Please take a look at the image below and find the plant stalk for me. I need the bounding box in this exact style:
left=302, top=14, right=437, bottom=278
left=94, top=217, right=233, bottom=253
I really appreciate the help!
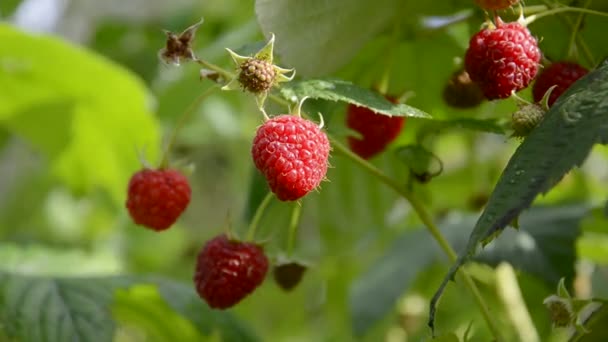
left=193, top=61, right=504, bottom=340
left=160, top=85, right=218, bottom=168
left=330, top=137, right=504, bottom=340
left=286, top=203, right=302, bottom=256
left=246, top=192, right=273, bottom=241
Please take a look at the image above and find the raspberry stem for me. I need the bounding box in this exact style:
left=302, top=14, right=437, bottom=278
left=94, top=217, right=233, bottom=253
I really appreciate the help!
left=286, top=203, right=302, bottom=257
left=565, top=1, right=588, bottom=62
left=246, top=191, right=274, bottom=241
left=543, top=0, right=597, bottom=67
left=194, top=58, right=235, bottom=80
left=160, top=85, right=218, bottom=169
left=187, top=63, right=503, bottom=340
left=376, top=13, right=401, bottom=95
left=524, top=6, right=608, bottom=26
left=329, top=137, right=505, bottom=341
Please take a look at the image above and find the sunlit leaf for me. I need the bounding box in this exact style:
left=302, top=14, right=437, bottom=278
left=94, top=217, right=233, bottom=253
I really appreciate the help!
left=0, top=273, right=257, bottom=342
left=0, top=243, right=122, bottom=276
left=280, top=79, right=430, bottom=118
left=112, top=284, right=203, bottom=342
left=0, top=24, right=160, bottom=205
left=255, top=0, right=399, bottom=76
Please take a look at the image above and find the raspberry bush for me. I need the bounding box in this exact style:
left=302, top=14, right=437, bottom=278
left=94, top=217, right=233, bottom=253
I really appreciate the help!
left=2, top=1, right=608, bottom=342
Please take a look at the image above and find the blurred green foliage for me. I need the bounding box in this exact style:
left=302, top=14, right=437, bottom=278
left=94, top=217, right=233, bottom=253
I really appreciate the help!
left=1, top=0, right=608, bottom=341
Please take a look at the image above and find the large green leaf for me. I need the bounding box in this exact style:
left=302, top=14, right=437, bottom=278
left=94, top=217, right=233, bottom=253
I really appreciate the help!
left=255, top=0, right=399, bottom=76
left=351, top=205, right=586, bottom=336
left=0, top=243, right=122, bottom=276
left=280, top=79, right=430, bottom=118
left=472, top=205, right=586, bottom=284
left=429, top=60, right=608, bottom=332
left=0, top=273, right=257, bottom=342
left=112, top=284, right=204, bottom=342
left=0, top=24, right=160, bottom=204
left=349, top=229, right=435, bottom=336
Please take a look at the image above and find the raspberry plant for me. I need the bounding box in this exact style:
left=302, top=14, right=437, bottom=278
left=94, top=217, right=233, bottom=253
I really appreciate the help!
left=1, top=1, right=608, bottom=342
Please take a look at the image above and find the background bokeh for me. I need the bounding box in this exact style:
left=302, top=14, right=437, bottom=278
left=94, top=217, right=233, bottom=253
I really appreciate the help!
left=1, top=0, right=608, bottom=341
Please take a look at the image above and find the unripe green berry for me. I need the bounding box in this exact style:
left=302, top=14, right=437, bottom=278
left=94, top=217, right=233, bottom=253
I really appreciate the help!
left=545, top=298, right=573, bottom=327
left=511, top=104, right=545, bottom=137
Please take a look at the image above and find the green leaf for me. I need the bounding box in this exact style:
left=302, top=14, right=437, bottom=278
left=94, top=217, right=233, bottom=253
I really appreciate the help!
left=280, top=79, right=430, bottom=118
left=349, top=229, right=435, bottom=336
left=567, top=299, right=607, bottom=341
left=433, top=332, right=460, bottom=342
left=417, top=118, right=506, bottom=135
left=351, top=205, right=585, bottom=336
left=255, top=0, right=399, bottom=76
left=429, top=61, right=608, bottom=332
left=0, top=243, right=121, bottom=276
left=0, top=24, right=160, bottom=204
left=394, top=144, right=442, bottom=177
left=112, top=284, right=204, bottom=342
left=0, top=0, right=21, bottom=17
left=473, top=205, right=586, bottom=285
left=244, top=168, right=270, bottom=222
left=0, top=273, right=257, bottom=342
left=0, top=274, right=126, bottom=342
left=152, top=277, right=258, bottom=342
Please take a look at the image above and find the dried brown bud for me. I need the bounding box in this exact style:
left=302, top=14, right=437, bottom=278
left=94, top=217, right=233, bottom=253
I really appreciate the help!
left=158, top=19, right=203, bottom=66
left=442, top=69, right=485, bottom=109
left=273, top=261, right=307, bottom=291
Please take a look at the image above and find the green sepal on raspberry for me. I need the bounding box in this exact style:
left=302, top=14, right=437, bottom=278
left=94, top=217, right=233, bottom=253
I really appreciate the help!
left=223, top=34, right=295, bottom=110
left=251, top=112, right=330, bottom=201
left=465, top=17, right=541, bottom=100
left=193, top=234, right=269, bottom=309
left=126, top=168, right=192, bottom=231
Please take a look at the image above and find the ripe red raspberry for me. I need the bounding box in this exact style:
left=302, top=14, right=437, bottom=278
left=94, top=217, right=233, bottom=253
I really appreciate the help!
left=126, top=168, right=191, bottom=231
left=465, top=18, right=541, bottom=100
left=532, top=61, right=588, bottom=107
left=475, top=0, right=519, bottom=10
left=251, top=115, right=330, bottom=201
left=194, top=234, right=269, bottom=309
left=346, top=97, right=405, bottom=159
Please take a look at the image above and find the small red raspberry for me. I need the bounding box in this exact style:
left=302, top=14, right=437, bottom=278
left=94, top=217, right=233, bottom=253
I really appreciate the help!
left=346, top=97, right=405, bottom=159
left=465, top=18, right=541, bottom=100
left=475, top=0, right=519, bottom=10
left=532, top=61, right=588, bottom=107
left=126, top=168, right=191, bottom=231
left=194, top=234, right=269, bottom=309
left=251, top=115, right=330, bottom=201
